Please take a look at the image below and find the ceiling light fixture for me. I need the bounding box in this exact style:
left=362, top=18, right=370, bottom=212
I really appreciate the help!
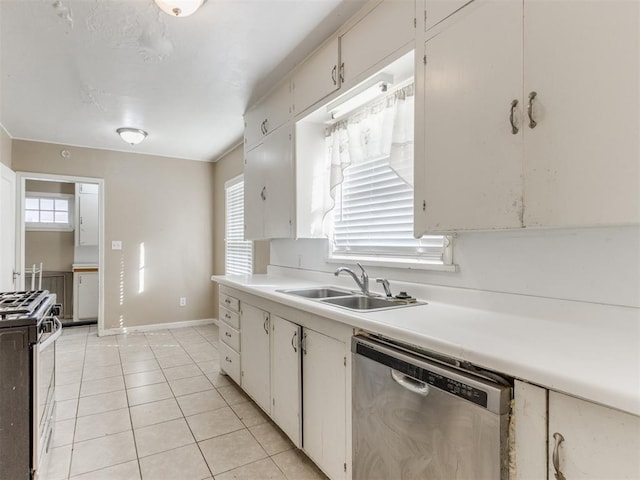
left=117, top=127, right=148, bottom=146
left=326, top=73, right=394, bottom=120
left=154, top=0, right=204, bottom=17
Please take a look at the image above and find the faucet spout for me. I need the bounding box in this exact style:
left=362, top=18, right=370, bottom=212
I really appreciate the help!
left=334, top=263, right=370, bottom=295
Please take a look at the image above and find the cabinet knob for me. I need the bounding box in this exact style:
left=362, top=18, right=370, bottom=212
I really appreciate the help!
left=552, top=432, right=566, bottom=480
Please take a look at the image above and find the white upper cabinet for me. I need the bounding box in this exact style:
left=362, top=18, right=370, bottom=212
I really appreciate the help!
left=292, top=37, right=340, bottom=116
left=522, top=0, right=640, bottom=227
left=340, top=0, right=415, bottom=87
left=76, top=183, right=99, bottom=246
left=415, top=0, right=640, bottom=235
left=244, top=80, right=291, bottom=149
left=244, top=124, right=294, bottom=240
left=417, top=0, right=523, bottom=232
left=424, top=0, right=473, bottom=32
left=548, top=391, right=640, bottom=480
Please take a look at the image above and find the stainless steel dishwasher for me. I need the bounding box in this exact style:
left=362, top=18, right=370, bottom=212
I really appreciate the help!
left=352, top=335, right=512, bottom=480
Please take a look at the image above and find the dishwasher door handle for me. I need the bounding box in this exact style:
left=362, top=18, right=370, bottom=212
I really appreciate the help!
left=391, top=369, right=430, bottom=396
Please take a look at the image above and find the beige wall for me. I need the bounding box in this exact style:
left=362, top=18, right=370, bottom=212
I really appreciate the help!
left=13, top=140, right=216, bottom=330
left=0, top=125, right=11, bottom=168
left=212, top=145, right=269, bottom=307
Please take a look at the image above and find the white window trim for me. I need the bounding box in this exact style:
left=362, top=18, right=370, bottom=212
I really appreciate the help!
left=25, top=192, right=74, bottom=232
left=225, top=175, right=253, bottom=275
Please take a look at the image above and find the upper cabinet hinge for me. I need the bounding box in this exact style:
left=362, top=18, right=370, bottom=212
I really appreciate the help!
left=344, top=356, right=346, bottom=367
left=423, top=55, right=427, bottom=65
left=344, top=463, right=347, bottom=472
left=413, top=17, right=416, bottom=28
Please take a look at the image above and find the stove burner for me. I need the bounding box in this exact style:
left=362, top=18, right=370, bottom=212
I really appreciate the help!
left=0, top=290, right=49, bottom=317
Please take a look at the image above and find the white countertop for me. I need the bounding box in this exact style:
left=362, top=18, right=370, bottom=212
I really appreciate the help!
left=213, top=273, right=640, bottom=417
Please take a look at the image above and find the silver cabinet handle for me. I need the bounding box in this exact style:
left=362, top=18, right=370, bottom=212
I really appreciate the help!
left=331, top=65, right=337, bottom=85
left=224, top=313, right=230, bottom=320
left=260, top=186, right=266, bottom=201
left=224, top=298, right=231, bottom=305
left=225, top=356, right=232, bottom=363
left=552, top=432, right=566, bottom=480
left=291, top=331, right=298, bottom=352
left=301, top=332, right=307, bottom=355
left=225, top=331, right=232, bottom=338
left=263, top=314, right=269, bottom=335
left=528, top=91, right=538, bottom=128
left=510, top=99, right=519, bottom=134
left=263, top=119, right=269, bottom=135
left=339, top=62, right=344, bottom=83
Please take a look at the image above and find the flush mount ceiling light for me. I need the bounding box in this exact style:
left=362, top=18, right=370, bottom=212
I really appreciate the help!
left=154, top=0, right=204, bottom=17
left=116, top=127, right=148, bottom=146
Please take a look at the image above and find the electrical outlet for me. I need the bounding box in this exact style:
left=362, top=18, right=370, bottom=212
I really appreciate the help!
left=112, top=240, right=122, bottom=250
left=179, top=297, right=187, bottom=307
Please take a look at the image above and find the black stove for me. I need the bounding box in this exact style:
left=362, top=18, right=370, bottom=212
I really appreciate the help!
left=0, top=290, right=56, bottom=329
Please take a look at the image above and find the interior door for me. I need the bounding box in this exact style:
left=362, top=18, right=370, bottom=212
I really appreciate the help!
left=0, top=163, right=16, bottom=291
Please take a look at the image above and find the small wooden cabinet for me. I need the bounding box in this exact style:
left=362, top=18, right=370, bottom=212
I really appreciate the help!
left=339, top=0, right=415, bottom=88
left=75, top=183, right=99, bottom=246
left=73, top=269, right=98, bottom=321
left=244, top=124, right=294, bottom=240
left=415, top=0, right=640, bottom=234
left=302, top=328, right=347, bottom=480
left=239, top=303, right=271, bottom=414
left=514, top=380, right=640, bottom=480
left=548, top=391, right=640, bottom=480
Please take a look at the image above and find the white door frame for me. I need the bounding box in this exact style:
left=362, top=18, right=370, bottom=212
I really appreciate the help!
left=16, top=172, right=105, bottom=333
left=0, top=162, right=16, bottom=291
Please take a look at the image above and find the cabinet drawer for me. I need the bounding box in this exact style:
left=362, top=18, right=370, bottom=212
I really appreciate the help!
left=219, top=306, right=240, bottom=330
left=218, top=342, right=241, bottom=384
left=220, top=294, right=240, bottom=312
left=220, top=322, right=240, bottom=352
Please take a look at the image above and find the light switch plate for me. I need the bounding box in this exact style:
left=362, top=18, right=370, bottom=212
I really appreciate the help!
left=112, top=240, right=122, bottom=250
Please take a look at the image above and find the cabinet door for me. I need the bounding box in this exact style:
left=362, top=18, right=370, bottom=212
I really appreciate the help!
left=303, top=329, right=346, bottom=480
left=271, top=315, right=301, bottom=447
left=262, top=124, right=294, bottom=239
left=340, top=0, right=415, bottom=87
left=415, top=0, right=523, bottom=234
left=523, top=0, right=640, bottom=227
left=262, top=80, right=291, bottom=136
left=244, top=104, right=266, bottom=149
left=243, top=144, right=265, bottom=240
left=240, top=303, right=271, bottom=414
left=424, top=0, right=473, bottom=32
left=548, top=391, right=640, bottom=480
left=78, top=185, right=99, bottom=246
left=292, top=37, right=340, bottom=116
left=76, top=272, right=98, bottom=320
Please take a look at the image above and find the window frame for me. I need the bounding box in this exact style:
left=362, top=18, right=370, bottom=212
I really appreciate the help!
left=224, top=175, right=253, bottom=275
left=25, top=192, right=74, bottom=232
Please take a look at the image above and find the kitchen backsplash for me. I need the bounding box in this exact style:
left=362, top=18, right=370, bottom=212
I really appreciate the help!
left=270, top=225, right=640, bottom=308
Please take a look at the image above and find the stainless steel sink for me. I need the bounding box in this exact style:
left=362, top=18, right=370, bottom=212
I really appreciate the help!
left=278, top=287, right=354, bottom=299
left=320, top=295, right=423, bottom=311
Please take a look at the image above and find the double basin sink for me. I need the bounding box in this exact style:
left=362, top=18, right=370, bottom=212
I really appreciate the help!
left=278, top=287, right=424, bottom=312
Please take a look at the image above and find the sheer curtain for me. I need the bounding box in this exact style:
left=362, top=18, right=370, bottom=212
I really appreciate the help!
left=319, top=83, right=414, bottom=235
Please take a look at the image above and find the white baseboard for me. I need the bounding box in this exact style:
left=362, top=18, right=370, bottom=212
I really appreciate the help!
left=99, top=318, right=216, bottom=337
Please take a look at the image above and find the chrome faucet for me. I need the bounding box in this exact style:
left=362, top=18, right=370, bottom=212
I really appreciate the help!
left=376, top=278, right=393, bottom=297
left=334, top=263, right=370, bottom=296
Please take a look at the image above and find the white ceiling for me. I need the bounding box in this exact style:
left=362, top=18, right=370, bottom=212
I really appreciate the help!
left=0, top=0, right=366, bottom=162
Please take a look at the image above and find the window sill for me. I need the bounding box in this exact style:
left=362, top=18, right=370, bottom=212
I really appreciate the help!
left=325, top=255, right=458, bottom=272
left=26, top=225, right=74, bottom=232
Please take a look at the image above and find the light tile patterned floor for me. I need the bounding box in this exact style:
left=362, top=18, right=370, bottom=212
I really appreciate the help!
left=41, top=323, right=327, bottom=480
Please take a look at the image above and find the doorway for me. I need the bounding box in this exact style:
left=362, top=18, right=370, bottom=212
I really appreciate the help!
left=15, top=172, right=104, bottom=330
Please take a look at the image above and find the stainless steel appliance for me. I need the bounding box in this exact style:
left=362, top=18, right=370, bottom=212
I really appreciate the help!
left=0, top=290, right=62, bottom=479
left=352, top=335, right=512, bottom=480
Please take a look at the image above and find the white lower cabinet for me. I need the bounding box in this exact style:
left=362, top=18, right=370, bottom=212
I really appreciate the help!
left=302, top=329, right=347, bottom=480
left=271, top=315, right=302, bottom=447
left=514, top=380, right=640, bottom=480
left=73, top=271, right=98, bottom=321
left=219, top=291, right=241, bottom=385
left=548, top=391, right=640, bottom=480
left=239, top=303, right=271, bottom=414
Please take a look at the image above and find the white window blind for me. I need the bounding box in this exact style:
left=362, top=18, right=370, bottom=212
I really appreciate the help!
left=225, top=177, right=253, bottom=275
left=331, top=156, right=447, bottom=263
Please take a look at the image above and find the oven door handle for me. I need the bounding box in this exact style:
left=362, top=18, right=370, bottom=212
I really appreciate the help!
left=39, top=318, right=62, bottom=352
